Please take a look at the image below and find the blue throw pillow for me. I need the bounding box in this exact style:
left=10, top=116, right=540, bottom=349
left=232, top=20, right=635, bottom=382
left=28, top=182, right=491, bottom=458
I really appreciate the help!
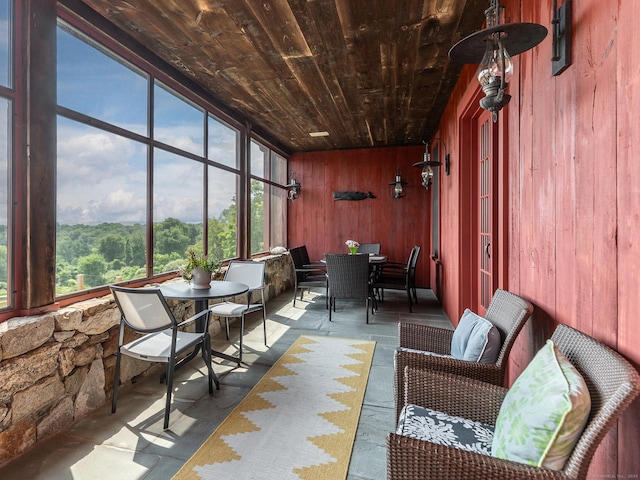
left=451, top=309, right=501, bottom=363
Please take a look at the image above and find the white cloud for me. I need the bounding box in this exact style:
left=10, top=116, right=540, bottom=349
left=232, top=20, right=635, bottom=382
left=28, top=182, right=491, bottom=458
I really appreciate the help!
left=56, top=119, right=238, bottom=225
left=57, top=124, right=146, bottom=224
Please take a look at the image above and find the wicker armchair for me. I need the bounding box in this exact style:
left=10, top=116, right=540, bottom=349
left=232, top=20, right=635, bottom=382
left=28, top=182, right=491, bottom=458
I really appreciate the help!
left=289, top=245, right=327, bottom=308
left=387, top=323, right=640, bottom=480
left=394, top=289, right=533, bottom=419
left=325, top=253, right=373, bottom=323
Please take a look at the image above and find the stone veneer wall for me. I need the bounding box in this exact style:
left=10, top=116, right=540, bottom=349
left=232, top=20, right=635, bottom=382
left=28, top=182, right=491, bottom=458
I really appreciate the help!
left=0, top=254, right=294, bottom=465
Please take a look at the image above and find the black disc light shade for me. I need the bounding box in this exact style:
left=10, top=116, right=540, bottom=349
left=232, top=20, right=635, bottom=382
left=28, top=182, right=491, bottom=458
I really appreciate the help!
left=449, top=23, right=548, bottom=64
left=448, top=0, right=547, bottom=121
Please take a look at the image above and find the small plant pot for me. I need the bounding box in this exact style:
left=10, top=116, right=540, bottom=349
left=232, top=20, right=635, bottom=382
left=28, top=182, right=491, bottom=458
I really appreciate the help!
left=190, top=267, right=212, bottom=289
left=349, top=246, right=359, bottom=255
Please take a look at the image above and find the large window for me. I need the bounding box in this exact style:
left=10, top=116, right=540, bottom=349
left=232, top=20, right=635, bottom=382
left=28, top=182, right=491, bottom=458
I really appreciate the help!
left=250, top=140, right=287, bottom=255
left=208, top=116, right=239, bottom=259
left=0, top=1, right=13, bottom=309
left=56, top=117, right=148, bottom=291
left=55, top=19, right=282, bottom=298
left=57, top=22, right=151, bottom=293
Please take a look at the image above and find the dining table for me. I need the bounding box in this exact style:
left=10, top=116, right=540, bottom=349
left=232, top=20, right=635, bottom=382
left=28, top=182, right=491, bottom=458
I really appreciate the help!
left=321, top=253, right=388, bottom=264
left=159, top=280, right=249, bottom=365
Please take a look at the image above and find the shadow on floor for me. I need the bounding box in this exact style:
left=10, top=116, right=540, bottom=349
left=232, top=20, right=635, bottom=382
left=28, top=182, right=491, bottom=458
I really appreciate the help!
left=0, top=288, right=450, bottom=480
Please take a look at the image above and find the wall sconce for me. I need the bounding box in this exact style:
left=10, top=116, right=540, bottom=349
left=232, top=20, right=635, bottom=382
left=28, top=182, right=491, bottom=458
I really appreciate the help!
left=285, top=172, right=301, bottom=200
left=413, top=140, right=445, bottom=190
left=552, top=0, right=572, bottom=76
left=448, top=0, right=547, bottom=122
left=390, top=168, right=407, bottom=199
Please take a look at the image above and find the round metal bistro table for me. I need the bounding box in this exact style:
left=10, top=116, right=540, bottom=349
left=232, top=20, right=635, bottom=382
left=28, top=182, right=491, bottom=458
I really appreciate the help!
left=159, top=280, right=249, bottom=364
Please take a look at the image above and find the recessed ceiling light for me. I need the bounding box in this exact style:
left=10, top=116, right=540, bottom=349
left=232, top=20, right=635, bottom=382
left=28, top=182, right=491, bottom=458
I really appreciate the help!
left=309, top=131, right=329, bottom=137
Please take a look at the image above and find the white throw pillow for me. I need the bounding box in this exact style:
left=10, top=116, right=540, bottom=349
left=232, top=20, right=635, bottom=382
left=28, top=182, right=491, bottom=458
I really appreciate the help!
left=450, top=309, right=501, bottom=363
left=492, top=340, right=591, bottom=470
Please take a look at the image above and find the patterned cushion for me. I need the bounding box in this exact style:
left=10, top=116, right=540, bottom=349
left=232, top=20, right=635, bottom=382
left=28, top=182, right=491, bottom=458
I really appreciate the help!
left=492, top=340, right=591, bottom=470
left=397, top=404, right=494, bottom=456
left=450, top=309, right=501, bottom=363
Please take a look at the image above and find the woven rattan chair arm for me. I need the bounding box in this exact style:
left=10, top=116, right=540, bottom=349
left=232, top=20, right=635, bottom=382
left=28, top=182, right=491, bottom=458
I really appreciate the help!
left=397, top=348, right=506, bottom=384
left=303, top=262, right=326, bottom=269
left=403, top=367, right=507, bottom=424
left=394, top=348, right=506, bottom=420
left=379, top=264, right=407, bottom=273
left=295, top=267, right=326, bottom=276
left=387, top=433, right=569, bottom=480
left=398, top=322, right=454, bottom=354
left=381, top=261, right=406, bottom=268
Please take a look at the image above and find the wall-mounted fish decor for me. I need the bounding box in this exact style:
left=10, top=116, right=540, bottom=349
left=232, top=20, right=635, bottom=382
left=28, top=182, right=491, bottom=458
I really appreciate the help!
left=333, top=191, right=376, bottom=201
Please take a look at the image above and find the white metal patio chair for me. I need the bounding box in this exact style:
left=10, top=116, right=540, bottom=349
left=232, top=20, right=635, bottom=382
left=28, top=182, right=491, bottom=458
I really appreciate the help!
left=208, top=260, right=266, bottom=363
left=110, top=285, right=218, bottom=430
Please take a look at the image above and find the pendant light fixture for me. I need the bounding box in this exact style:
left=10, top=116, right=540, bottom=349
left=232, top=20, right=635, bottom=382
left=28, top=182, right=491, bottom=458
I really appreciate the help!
left=390, top=168, right=408, bottom=199
left=448, top=0, right=547, bottom=122
left=413, top=140, right=444, bottom=190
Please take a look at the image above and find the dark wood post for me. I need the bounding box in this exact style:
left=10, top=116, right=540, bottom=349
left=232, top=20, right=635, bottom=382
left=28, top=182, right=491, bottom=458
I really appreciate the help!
left=22, top=0, right=57, bottom=311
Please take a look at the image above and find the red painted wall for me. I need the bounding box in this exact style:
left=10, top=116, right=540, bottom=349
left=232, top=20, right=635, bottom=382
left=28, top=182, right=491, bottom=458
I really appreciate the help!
left=433, top=0, right=640, bottom=476
left=287, top=1, right=640, bottom=474
left=287, top=146, right=431, bottom=288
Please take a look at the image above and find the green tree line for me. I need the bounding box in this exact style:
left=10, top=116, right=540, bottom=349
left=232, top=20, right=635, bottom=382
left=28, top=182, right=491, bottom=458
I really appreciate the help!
left=55, top=196, right=243, bottom=294
left=1, top=181, right=265, bottom=301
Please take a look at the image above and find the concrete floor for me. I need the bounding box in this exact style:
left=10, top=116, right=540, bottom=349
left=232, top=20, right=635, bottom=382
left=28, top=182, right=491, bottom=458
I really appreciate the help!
left=0, top=287, right=451, bottom=480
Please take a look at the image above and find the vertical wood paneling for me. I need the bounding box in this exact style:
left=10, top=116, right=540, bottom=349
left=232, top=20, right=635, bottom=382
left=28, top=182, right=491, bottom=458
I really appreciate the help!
left=435, top=65, right=478, bottom=321
left=426, top=0, right=637, bottom=476
left=515, top=0, right=557, bottom=377
left=288, top=145, right=431, bottom=287
left=570, top=0, right=620, bottom=470
left=616, top=0, right=640, bottom=475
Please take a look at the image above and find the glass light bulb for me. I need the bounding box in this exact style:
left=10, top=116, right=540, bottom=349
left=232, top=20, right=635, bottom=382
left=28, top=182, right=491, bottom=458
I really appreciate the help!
left=477, top=37, right=513, bottom=88
left=394, top=179, right=403, bottom=197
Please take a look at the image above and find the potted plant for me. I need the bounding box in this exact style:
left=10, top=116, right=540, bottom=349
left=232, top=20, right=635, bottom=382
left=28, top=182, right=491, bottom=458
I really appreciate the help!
left=345, top=239, right=360, bottom=255
left=180, top=248, right=221, bottom=289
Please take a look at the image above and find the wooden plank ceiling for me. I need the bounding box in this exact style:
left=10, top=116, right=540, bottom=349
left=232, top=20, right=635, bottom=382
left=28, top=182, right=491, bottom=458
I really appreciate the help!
left=76, top=0, right=486, bottom=153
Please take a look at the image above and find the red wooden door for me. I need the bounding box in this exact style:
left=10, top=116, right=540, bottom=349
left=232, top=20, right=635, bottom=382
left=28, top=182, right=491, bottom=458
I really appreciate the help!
left=478, top=110, right=498, bottom=315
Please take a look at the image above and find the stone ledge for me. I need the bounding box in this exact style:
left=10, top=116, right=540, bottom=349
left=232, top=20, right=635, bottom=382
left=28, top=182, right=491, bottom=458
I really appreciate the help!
left=0, top=252, right=294, bottom=466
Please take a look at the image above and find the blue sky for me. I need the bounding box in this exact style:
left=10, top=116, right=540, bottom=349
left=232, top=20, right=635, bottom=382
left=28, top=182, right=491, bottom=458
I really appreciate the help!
left=56, top=24, right=239, bottom=225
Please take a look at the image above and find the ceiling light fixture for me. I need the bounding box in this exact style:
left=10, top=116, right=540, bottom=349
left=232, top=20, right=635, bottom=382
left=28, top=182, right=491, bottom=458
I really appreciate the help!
left=448, top=0, right=547, bottom=122
left=309, top=131, right=329, bottom=137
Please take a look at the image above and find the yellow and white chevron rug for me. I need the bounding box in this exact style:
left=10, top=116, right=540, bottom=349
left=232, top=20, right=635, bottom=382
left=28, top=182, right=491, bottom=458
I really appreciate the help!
left=173, top=335, right=376, bottom=480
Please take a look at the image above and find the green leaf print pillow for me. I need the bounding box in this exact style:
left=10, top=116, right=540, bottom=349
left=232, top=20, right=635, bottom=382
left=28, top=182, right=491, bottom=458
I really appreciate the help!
left=492, top=339, right=591, bottom=470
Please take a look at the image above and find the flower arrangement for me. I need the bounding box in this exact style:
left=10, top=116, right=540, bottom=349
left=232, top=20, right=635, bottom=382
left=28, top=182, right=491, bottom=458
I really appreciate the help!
left=179, top=248, right=221, bottom=284
left=345, top=240, right=360, bottom=254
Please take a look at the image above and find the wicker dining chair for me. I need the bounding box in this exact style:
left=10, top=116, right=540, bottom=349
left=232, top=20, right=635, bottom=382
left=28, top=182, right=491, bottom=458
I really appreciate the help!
left=394, top=288, right=533, bottom=419
left=289, top=245, right=328, bottom=308
left=325, top=253, right=373, bottom=323
left=372, top=245, right=420, bottom=311
left=387, top=323, right=640, bottom=480
left=357, top=243, right=381, bottom=254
